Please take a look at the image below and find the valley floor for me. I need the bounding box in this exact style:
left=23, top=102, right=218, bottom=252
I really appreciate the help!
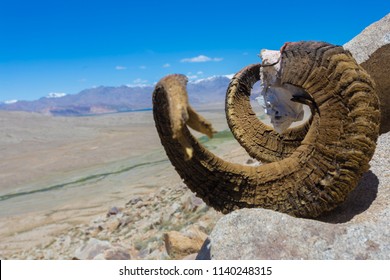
left=0, top=107, right=249, bottom=259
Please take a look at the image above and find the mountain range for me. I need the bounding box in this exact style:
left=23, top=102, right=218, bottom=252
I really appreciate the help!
left=0, top=75, right=261, bottom=116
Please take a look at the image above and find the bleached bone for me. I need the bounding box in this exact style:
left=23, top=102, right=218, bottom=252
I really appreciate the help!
left=257, top=49, right=305, bottom=133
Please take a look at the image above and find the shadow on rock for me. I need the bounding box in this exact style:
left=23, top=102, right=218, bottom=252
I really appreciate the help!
left=316, top=170, right=379, bottom=224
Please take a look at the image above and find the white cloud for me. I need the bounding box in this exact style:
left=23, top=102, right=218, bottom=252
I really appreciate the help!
left=162, top=63, right=171, bottom=68
left=115, top=66, right=127, bottom=70
left=133, top=78, right=147, bottom=84
left=180, top=55, right=223, bottom=63
left=139, top=65, right=147, bottom=69
left=47, top=92, right=67, bottom=98
left=187, top=71, right=205, bottom=80
left=187, top=75, right=199, bottom=80
left=127, top=78, right=149, bottom=87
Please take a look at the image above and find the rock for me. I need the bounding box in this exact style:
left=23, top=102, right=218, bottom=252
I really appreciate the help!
left=182, top=253, right=198, bottom=260
left=88, top=225, right=103, bottom=237
left=164, top=230, right=206, bottom=259
left=106, top=218, right=121, bottom=232
left=74, top=238, right=131, bottom=260
left=201, top=208, right=389, bottom=259
left=107, top=206, right=121, bottom=216
left=161, top=202, right=182, bottom=223
left=74, top=238, right=112, bottom=260
left=185, top=225, right=208, bottom=241
left=181, top=192, right=206, bottom=212
left=103, top=247, right=131, bottom=260
left=344, top=13, right=390, bottom=134
left=126, top=197, right=143, bottom=206
left=197, top=132, right=390, bottom=260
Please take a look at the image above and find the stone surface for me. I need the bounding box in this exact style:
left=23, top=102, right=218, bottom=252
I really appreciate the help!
left=164, top=230, right=207, bottom=259
left=74, top=238, right=112, bottom=260
left=197, top=132, right=390, bottom=260
left=344, top=13, right=390, bottom=134
left=107, top=206, right=121, bottom=216
left=103, top=247, right=131, bottom=260
left=106, top=218, right=121, bottom=232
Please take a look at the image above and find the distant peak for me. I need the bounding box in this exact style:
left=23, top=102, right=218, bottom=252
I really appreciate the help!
left=224, top=74, right=235, bottom=79
left=125, top=83, right=153, bottom=88
left=189, top=74, right=233, bottom=84
left=3, top=99, right=18, bottom=104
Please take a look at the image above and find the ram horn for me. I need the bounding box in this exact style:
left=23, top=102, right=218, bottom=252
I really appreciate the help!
left=226, top=62, right=312, bottom=163
left=152, top=41, right=380, bottom=218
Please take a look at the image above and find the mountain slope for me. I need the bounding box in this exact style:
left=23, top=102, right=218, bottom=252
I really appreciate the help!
left=0, top=75, right=261, bottom=116
left=0, top=85, right=154, bottom=116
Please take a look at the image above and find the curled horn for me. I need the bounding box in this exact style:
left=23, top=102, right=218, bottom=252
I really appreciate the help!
left=152, top=41, right=380, bottom=218
left=225, top=63, right=312, bottom=163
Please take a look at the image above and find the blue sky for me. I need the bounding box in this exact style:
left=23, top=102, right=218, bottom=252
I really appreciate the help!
left=0, top=0, right=389, bottom=102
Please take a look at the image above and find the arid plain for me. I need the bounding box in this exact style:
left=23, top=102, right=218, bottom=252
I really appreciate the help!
left=0, top=105, right=252, bottom=258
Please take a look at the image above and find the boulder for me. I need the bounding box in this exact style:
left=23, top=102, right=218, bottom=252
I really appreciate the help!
left=197, top=132, right=390, bottom=259
left=164, top=230, right=207, bottom=259
left=344, top=13, right=390, bottom=134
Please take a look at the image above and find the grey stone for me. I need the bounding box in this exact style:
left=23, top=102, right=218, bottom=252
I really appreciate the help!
left=103, top=247, right=131, bottom=260
left=74, top=238, right=131, bottom=260
left=126, top=197, right=143, bottom=206
left=107, top=206, right=121, bottom=216
left=344, top=13, right=390, bottom=134
left=197, top=132, right=390, bottom=260
left=344, top=14, right=390, bottom=64
left=74, top=238, right=112, bottom=260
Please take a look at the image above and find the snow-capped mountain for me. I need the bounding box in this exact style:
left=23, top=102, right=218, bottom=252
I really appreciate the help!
left=2, top=100, right=18, bottom=104
left=0, top=74, right=260, bottom=116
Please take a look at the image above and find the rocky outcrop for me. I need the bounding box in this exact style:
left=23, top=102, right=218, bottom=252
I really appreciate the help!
left=164, top=228, right=207, bottom=259
left=344, top=13, right=390, bottom=134
left=197, top=131, right=390, bottom=259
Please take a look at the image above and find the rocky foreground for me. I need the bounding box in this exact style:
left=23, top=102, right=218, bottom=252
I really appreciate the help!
left=9, top=182, right=222, bottom=260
